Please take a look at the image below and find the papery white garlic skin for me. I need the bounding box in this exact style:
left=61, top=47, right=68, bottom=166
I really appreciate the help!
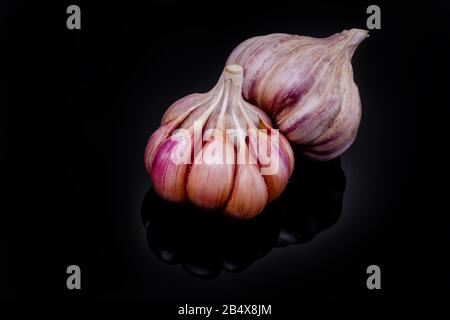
left=226, top=29, right=368, bottom=161
left=144, top=65, right=295, bottom=219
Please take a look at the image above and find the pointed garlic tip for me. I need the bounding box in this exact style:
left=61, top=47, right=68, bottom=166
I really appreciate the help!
left=343, top=28, right=369, bottom=36
left=342, top=29, right=369, bottom=55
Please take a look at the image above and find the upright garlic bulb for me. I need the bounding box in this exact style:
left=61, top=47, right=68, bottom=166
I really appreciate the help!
left=227, top=29, right=368, bottom=160
left=144, top=65, right=294, bottom=219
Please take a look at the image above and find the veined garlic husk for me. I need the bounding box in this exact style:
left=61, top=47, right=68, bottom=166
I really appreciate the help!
left=226, top=29, right=368, bottom=161
left=144, top=65, right=295, bottom=219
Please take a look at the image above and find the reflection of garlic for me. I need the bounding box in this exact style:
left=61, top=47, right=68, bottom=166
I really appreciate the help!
left=144, top=65, right=294, bottom=219
left=227, top=29, right=368, bottom=160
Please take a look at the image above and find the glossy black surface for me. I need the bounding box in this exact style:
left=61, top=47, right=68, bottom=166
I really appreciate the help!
left=2, top=0, right=448, bottom=302
left=142, top=155, right=346, bottom=279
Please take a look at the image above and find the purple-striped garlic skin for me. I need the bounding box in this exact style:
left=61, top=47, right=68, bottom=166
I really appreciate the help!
left=226, top=29, right=368, bottom=161
left=144, top=65, right=295, bottom=219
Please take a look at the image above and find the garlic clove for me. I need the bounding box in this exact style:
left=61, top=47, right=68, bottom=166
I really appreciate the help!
left=262, top=133, right=295, bottom=201
left=226, top=29, right=368, bottom=161
left=144, top=124, right=174, bottom=174
left=187, top=138, right=235, bottom=209
left=150, top=133, right=192, bottom=202
left=224, top=163, right=268, bottom=219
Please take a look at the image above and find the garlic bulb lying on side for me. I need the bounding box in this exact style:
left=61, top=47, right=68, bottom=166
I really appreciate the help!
left=226, top=29, right=368, bottom=161
left=144, top=65, right=295, bottom=219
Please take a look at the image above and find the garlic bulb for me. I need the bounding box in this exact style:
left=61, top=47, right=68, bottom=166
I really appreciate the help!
left=226, top=29, right=368, bottom=161
left=144, top=65, right=294, bottom=219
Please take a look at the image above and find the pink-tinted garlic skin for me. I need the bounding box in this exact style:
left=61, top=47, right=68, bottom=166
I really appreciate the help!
left=226, top=29, right=368, bottom=161
left=144, top=65, right=295, bottom=219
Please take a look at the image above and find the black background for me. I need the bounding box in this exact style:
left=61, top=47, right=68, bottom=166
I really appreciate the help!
left=1, top=0, right=449, bottom=306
